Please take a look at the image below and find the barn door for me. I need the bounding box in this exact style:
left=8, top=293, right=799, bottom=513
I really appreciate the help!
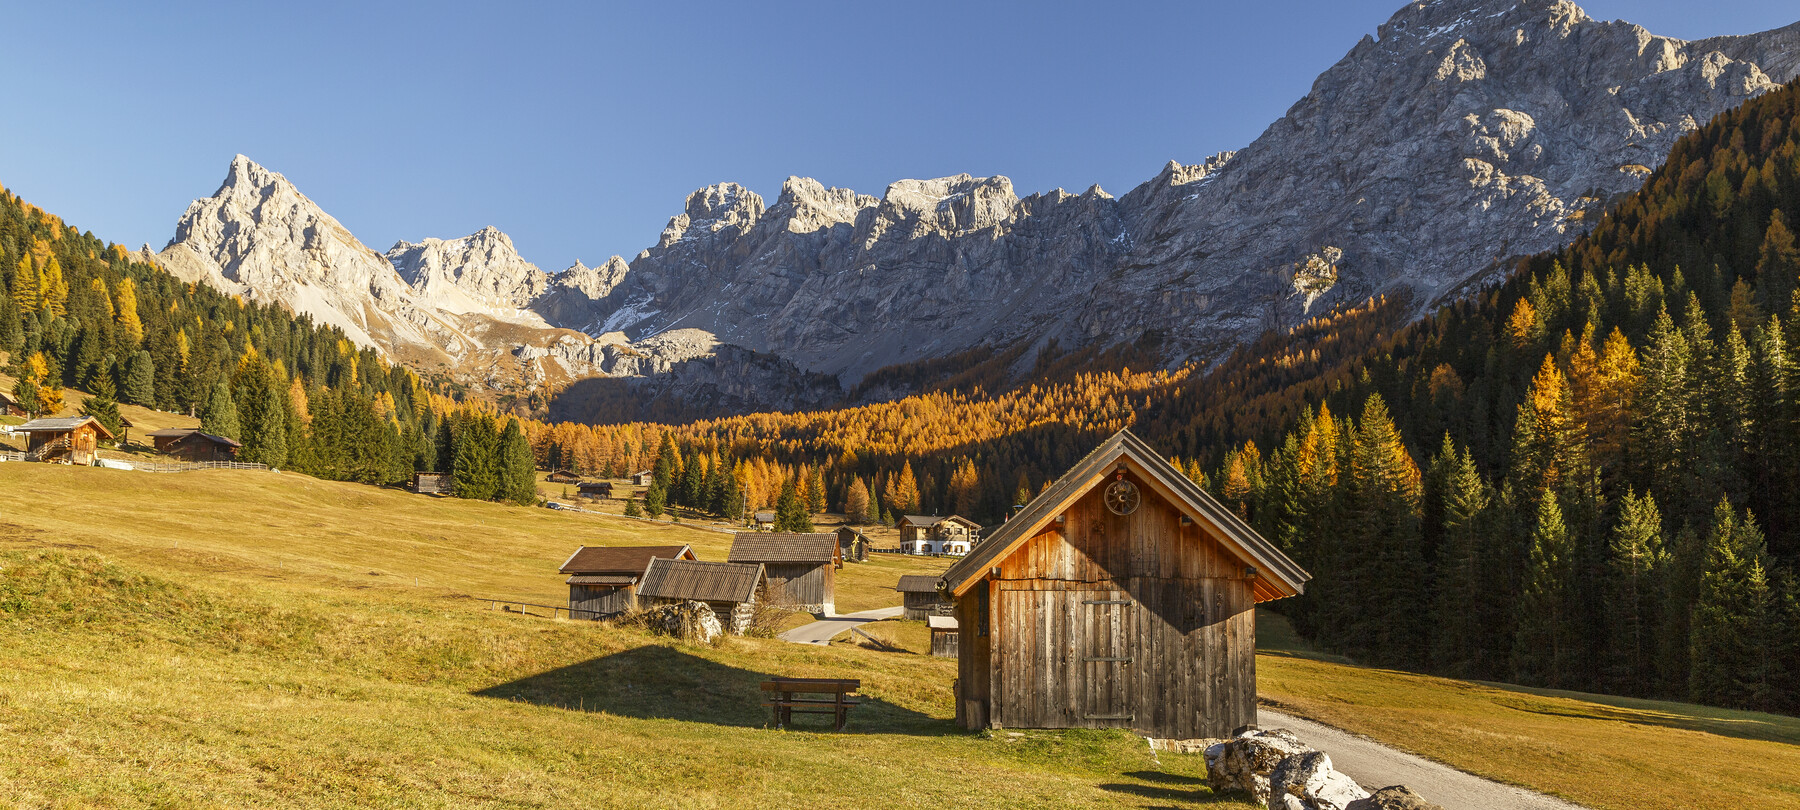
left=1081, top=591, right=1133, bottom=725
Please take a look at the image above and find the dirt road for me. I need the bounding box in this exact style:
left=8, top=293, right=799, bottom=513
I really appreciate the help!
left=777, top=606, right=904, bottom=645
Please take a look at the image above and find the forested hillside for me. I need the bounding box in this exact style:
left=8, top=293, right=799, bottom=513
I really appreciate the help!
left=0, top=188, right=536, bottom=501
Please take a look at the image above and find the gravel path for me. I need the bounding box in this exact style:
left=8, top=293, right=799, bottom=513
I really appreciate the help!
left=1257, top=709, right=1587, bottom=809
left=776, top=606, right=904, bottom=645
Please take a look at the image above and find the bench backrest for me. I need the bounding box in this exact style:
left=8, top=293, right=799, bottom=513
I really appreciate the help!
left=761, top=678, right=860, bottom=693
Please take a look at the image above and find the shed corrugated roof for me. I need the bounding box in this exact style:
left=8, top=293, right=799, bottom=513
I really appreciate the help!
left=728, top=534, right=837, bottom=564
left=753, top=511, right=776, bottom=522
left=638, top=559, right=764, bottom=603
left=938, top=429, right=1311, bottom=603
left=559, top=544, right=692, bottom=575
left=15, top=416, right=114, bottom=440
left=895, top=575, right=941, bottom=594
left=170, top=431, right=241, bottom=449
left=927, top=615, right=959, bottom=630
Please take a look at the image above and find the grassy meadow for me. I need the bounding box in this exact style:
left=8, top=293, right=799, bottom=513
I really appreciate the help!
left=0, top=462, right=1796, bottom=808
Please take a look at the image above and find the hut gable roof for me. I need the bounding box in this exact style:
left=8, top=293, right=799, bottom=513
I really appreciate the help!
left=559, top=544, right=694, bottom=575
left=638, top=559, right=764, bottom=603
left=15, top=416, right=115, bottom=440
left=895, top=575, right=941, bottom=594
left=753, top=510, right=776, bottom=523
left=728, top=533, right=837, bottom=564
left=166, top=430, right=241, bottom=449
left=939, top=429, right=1310, bottom=603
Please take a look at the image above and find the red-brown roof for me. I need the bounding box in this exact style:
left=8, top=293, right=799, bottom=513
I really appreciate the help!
left=558, top=544, right=694, bottom=575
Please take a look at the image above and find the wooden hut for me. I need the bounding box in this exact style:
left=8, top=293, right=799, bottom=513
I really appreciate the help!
left=0, top=391, right=27, bottom=417
left=896, top=574, right=953, bottom=620
left=411, top=472, right=449, bottom=494
left=546, top=469, right=584, bottom=485
left=630, top=470, right=655, bottom=486
left=939, top=429, right=1310, bottom=740
left=559, top=544, right=695, bottom=618
left=637, top=558, right=766, bottom=635
left=728, top=533, right=839, bottom=614
left=835, top=526, right=871, bottom=563
left=928, top=615, right=960, bottom=658
left=900, top=514, right=982, bottom=555
left=752, top=510, right=777, bottom=530
left=146, top=428, right=241, bottom=462
left=577, top=481, right=614, bottom=499
left=14, top=417, right=114, bottom=465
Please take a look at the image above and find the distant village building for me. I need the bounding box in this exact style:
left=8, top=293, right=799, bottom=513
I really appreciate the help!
left=146, top=428, right=241, bottom=462
left=577, top=481, right=614, bottom=499
left=0, top=391, right=25, bottom=418
left=835, top=526, right=871, bottom=563
left=411, top=472, right=449, bottom=495
left=752, top=510, right=777, bottom=531
left=637, top=558, right=767, bottom=635
left=630, top=470, right=655, bottom=486
left=941, top=429, right=1310, bottom=740
left=13, top=416, right=114, bottom=465
left=546, top=470, right=584, bottom=485
left=559, top=544, right=695, bottom=618
left=728, top=533, right=840, bottom=614
left=900, top=514, right=982, bottom=555
left=896, top=574, right=952, bottom=620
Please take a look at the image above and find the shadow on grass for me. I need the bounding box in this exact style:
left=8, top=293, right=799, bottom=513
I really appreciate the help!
left=1097, top=779, right=1240, bottom=807
left=1481, top=684, right=1800, bottom=746
left=473, top=643, right=951, bottom=735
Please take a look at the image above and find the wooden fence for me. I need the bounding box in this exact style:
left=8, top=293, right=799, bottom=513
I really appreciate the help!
left=479, top=597, right=606, bottom=621
left=127, top=460, right=271, bottom=473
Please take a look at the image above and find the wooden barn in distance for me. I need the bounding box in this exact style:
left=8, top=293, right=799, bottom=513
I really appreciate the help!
left=577, top=481, right=614, bottom=499
left=411, top=472, right=449, bottom=494
left=896, top=574, right=952, bottom=620
left=146, top=428, right=241, bottom=462
left=939, top=429, right=1310, bottom=740
left=546, top=470, right=584, bottom=485
left=14, top=417, right=114, bottom=465
left=728, top=533, right=840, bottom=615
left=836, top=526, right=871, bottom=563
left=559, top=544, right=695, bottom=618
left=900, top=514, right=982, bottom=555
left=637, top=558, right=766, bottom=635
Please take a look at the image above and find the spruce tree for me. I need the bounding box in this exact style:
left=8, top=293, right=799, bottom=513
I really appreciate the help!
left=497, top=418, right=538, bottom=506
left=807, top=464, right=828, bottom=514
left=644, top=483, right=667, bottom=519
left=775, top=475, right=814, bottom=532
left=1513, top=495, right=1573, bottom=687
left=122, top=349, right=155, bottom=407
left=679, top=449, right=704, bottom=509
left=1338, top=395, right=1424, bottom=666
left=1690, top=500, right=1777, bottom=709
left=624, top=498, right=643, bottom=518
left=201, top=379, right=240, bottom=439
left=1605, top=490, right=1665, bottom=695
left=653, top=433, right=677, bottom=491
left=236, top=372, right=287, bottom=469
left=1429, top=442, right=1489, bottom=677
left=78, top=374, right=123, bottom=441
left=451, top=415, right=498, bottom=500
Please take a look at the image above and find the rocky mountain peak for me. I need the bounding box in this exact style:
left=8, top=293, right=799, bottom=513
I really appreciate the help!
left=385, top=226, right=548, bottom=314
left=769, top=177, right=879, bottom=234
left=658, top=182, right=765, bottom=248
left=875, top=174, right=1020, bottom=239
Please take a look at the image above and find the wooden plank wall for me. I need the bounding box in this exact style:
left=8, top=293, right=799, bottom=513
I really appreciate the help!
left=569, top=584, right=634, bottom=618
left=970, top=473, right=1258, bottom=739
left=764, top=563, right=828, bottom=611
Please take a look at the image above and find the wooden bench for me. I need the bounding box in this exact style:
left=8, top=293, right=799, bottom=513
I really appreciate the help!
left=761, top=677, right=862, bottom=731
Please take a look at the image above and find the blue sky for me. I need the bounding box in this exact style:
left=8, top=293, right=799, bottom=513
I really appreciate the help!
left=0, top=1, right=1794, bottom=271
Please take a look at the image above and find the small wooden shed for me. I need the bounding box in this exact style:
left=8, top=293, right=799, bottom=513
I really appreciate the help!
left=928, top=615, right=960, bottom=658
left=411, top=472, right=449, bottom=494
left=637, top=558, right=767, bottom=635
left=147, top=428, right=241, bottom=462
left=559, top=544, right=695, bottom=618
left=897, top=574, right=953, bottom=620
left=939, top=429, right=1310, bottom=740
left=546, top=469, right=584, bottom=485
left=835, top=526, right=871, bottom=563
left=14, top=416, right=114, bottom=465
left=0, top=391, right=26, bottom=418
left=752, top=510, right=777, bottom=530
left=728, top=533, right=840, bottom=614
left=901, top=514, right=982, bottom=555
left=577, top=481, right=614, bottom=499
left=630, top=470, right=655, bottom=486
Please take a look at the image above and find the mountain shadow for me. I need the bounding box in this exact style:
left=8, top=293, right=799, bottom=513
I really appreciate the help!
left=472, top=643, right=948, bottom=734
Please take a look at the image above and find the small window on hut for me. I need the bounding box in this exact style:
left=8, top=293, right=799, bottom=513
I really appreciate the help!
left=977, top=581, right=990, bottom=637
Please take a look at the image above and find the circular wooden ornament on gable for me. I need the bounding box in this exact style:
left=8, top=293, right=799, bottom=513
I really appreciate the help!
left=1104, top=479, right=1141, bottom=515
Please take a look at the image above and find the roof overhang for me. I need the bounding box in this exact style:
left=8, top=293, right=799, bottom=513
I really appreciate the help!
left=937, top=429, right=1310, bottom=603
